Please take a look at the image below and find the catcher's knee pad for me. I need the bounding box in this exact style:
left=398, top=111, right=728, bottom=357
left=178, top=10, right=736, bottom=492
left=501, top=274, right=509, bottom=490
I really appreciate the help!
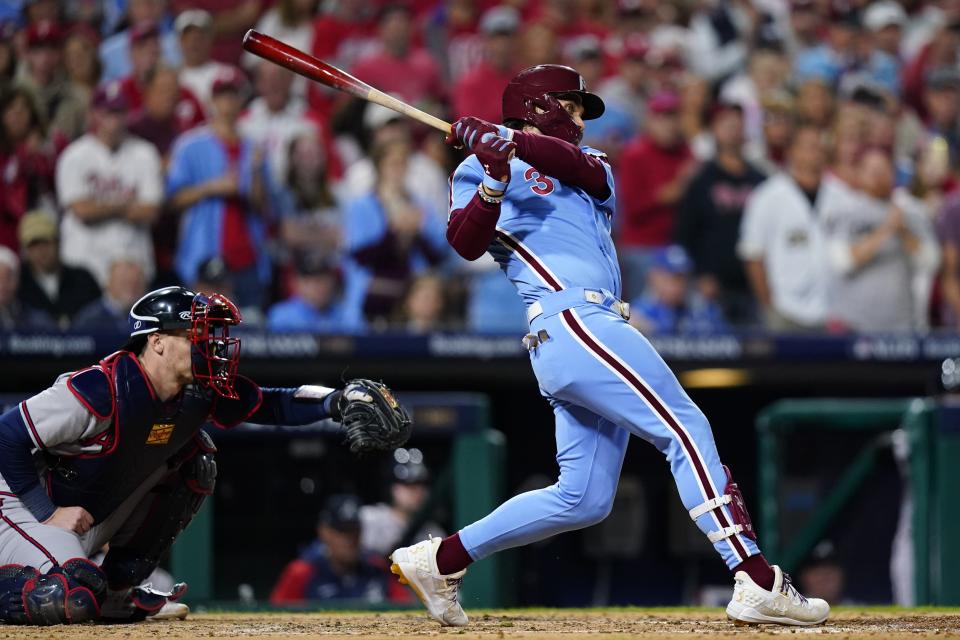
left=0, top=559, right=106, bottom=625
left=687, top=465, right=758, bottom=543
left=104, top=435, right=216, bottom=589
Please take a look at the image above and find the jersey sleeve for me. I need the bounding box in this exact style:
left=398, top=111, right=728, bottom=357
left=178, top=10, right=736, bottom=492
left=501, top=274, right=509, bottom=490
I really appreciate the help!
left=135, top=142, right=164, bottom=205
left=344, top=196, right=388, bottom=252
left=583, top=147, right=616, bottom=215
left=449, top=158, right=484, bottom=217
left=737, top=183, right=773, bottom=260
left=23, top=373, right=111, bottom=450
left=268, top=559, right=312, bottom=605
left=818, top=192, right=856, bottom=275
left=55, top=144, right=87, bottom=207
left=210, top=376, right=262, bottom=429
left=0, top=373, right=111, bottom=521
left=165, top=136, right=196, bottom=196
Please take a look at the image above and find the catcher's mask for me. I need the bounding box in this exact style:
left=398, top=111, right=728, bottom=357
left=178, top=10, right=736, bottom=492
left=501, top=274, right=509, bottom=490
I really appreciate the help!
left=188, top=293, right=242, bottom=399
left=125, top=286, right=243, bottom=399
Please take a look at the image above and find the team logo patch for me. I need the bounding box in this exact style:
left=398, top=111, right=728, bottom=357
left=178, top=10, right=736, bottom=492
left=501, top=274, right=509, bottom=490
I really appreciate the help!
left=146, top=423, right=175, bottom=445
left=179, top=311, right=192, bottom=320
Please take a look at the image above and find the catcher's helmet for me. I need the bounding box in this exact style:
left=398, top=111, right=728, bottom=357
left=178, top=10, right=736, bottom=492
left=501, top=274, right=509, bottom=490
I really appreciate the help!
left=125, top=286, right=243, bottom=399
left=502, top=64, right=605, bottom=145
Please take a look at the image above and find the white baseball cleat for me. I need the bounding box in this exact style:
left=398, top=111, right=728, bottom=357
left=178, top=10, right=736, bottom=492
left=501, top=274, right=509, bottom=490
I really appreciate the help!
left=390, top=537, right=468, bottom=626
left=726, top=564, right=829, bottom=626
left=146, top=601, right=190, bottom=621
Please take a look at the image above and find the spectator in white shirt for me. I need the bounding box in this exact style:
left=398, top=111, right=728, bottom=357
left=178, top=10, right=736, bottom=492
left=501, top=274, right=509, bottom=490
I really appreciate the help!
left=341, top=103, right=448, bottom=223
left=821, top=148, right=940, bottom=332
left=738, top=125, right=837, bottom=331
left=55, top=80, right=162, bottom=287
left=242, top=0, right=316, bottom=100
left=175, top=9, right=229, bottom=111
left=239, top=61, right=316, bottom=186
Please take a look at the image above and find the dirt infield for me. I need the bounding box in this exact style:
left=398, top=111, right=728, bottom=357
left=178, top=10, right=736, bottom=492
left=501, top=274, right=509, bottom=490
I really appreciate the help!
left=0, top=609, right=957, bottom=639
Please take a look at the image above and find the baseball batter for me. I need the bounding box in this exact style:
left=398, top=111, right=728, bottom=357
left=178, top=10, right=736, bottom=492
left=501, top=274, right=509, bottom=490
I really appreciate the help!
left=0, top=286, right=410, bottom=625
left=390, top=65, right=830, bottom=627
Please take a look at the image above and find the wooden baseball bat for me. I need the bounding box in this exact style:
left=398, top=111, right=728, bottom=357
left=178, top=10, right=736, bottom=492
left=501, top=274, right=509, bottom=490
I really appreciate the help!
left=242, top=29, right=451, bottom=134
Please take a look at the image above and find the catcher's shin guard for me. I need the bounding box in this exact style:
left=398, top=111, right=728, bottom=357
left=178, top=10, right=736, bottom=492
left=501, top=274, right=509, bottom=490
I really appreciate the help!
left=102, top=432, right=217, bottom=590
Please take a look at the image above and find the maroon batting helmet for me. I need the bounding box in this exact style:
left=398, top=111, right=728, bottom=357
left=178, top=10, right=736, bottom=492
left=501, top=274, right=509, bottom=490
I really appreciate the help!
left=502, top=64, right=605, bottom=145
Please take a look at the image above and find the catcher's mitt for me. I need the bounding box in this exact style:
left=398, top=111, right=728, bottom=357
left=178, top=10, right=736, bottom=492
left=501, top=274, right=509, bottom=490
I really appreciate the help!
left=336, top=379, right=412, bottom=454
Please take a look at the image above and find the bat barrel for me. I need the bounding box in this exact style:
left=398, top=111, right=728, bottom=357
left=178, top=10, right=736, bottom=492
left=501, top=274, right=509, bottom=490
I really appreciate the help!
left=242, top=30, right=450, bottom=133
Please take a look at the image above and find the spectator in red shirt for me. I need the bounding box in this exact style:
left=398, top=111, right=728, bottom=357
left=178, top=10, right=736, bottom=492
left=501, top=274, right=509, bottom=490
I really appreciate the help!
left=311, top=0, right=377, bottom=69
left=617, top=91, right=697, bottom=299
left=129, top=65, right=205, bottom=160
left=350, top=5, right=445, bottom=111
left=308, top=0, right=377, bottom=120
left=451, top=6, right=520, bottom=123
left=118, top=23, right=163, bottom=112
left=0, top=88, right=58, bottom=253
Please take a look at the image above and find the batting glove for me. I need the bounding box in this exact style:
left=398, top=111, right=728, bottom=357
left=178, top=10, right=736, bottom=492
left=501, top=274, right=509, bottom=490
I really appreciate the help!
left=446, top=116, right=513, bottom=150
left=475, top=133, right=516, bottom=193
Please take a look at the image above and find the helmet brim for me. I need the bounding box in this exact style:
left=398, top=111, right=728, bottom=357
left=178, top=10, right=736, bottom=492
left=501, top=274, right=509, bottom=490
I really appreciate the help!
left=549, top=90, right=605, bottom=120
left=580, top=91, right=605, bottom=120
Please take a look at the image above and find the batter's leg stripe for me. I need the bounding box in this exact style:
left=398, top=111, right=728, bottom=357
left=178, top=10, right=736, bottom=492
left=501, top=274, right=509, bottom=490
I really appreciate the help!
left=19, top=403, right=46, bottom=451
left=494, top=230, right=564, bottom=292
left=0, top=504, right=57, bottom=567
left=560, top=308, right=750, bottom=562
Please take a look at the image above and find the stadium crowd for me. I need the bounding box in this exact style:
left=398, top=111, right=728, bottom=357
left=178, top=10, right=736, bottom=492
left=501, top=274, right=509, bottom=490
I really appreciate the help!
left=0, top=0, right=958, bottom=335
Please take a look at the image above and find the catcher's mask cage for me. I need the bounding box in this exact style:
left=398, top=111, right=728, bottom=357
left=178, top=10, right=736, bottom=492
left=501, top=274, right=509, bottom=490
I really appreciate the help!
left=189, top=293, right=242, bottom=400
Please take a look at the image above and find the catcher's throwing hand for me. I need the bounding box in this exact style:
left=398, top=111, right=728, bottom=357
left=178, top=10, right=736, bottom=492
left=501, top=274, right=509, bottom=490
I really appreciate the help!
left=333, top=379, right=412, bottom=454
left=445, top=116, right=513, bottom=150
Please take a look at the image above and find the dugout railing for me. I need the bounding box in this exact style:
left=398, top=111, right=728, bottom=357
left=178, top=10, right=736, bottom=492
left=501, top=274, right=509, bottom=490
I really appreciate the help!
left=756, top=398, right=960, bottom=605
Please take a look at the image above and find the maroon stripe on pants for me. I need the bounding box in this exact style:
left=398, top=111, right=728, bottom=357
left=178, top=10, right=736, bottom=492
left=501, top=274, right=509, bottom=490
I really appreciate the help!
left=495, top=231, right=563, bottom=291
left=561, top=309, right=749, bottom=561
left=0, top=499, right=57, bottom=566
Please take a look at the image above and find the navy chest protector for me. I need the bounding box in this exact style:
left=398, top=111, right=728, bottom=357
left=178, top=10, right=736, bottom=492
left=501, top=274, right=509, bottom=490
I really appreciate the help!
left=47, top=352, right=214, bottom=522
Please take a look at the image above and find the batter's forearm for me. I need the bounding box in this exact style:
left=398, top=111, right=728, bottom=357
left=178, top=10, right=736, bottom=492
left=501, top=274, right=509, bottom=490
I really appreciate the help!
left=512, top=131, right=610, bottom=200
left=447, top=195, right=501, bottom=261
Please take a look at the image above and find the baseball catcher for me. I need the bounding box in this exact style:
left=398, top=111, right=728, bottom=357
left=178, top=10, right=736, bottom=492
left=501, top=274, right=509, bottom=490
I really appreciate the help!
left=0, top=286, right=410, bottom=625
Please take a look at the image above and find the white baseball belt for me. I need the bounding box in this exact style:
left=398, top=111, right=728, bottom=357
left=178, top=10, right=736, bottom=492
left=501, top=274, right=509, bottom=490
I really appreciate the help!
left=526, top=289, right=630, bottom=324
